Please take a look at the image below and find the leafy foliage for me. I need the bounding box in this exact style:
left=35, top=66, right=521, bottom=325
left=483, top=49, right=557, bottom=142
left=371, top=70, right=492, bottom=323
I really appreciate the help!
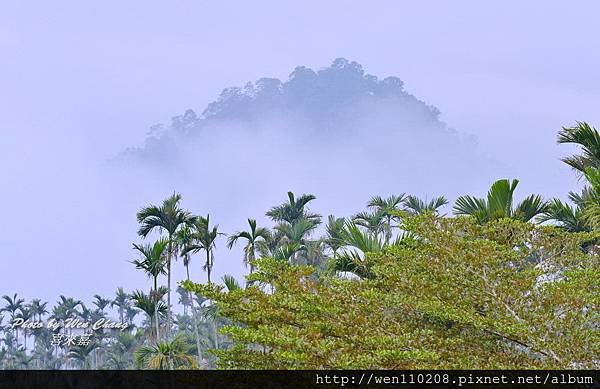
left=184, top=215, right=599, bottom=369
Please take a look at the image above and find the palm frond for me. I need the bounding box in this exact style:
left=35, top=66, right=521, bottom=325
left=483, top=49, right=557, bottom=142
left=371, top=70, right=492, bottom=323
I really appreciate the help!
left=222, top=275, right=242, bottom=291
left=453, top=195, right=487, bottom=219
left=266, top=191, right=321, bottom=225
left=538, top=198, right=588, bottom=232
left=486, top=179, right=518, bottom=217
left=403, top=195, right=448, bottom=215
left=324, top=215, right=346, bottom=253
left=136, top=193, right=192, bottom=237
left=558, top=122, right=600, bottom=174
left=514, top=194, right=549, bottom=222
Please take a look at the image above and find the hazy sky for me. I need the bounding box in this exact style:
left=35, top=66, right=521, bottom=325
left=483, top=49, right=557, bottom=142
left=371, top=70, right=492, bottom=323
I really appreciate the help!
left=1, top=1, right=599, bottom=304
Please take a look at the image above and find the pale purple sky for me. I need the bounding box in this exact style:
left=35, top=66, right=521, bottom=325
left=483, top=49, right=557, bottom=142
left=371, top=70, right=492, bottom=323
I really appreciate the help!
left=1, top=1, right=599, bottom=304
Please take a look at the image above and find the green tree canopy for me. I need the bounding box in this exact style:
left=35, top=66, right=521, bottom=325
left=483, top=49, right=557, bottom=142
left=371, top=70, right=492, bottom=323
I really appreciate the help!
left=184, top=215, right=599, bottom=369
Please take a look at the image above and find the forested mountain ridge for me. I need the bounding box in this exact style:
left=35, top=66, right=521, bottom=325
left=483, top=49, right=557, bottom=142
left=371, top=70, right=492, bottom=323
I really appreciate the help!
left=118, top=58, right=473, bottom=168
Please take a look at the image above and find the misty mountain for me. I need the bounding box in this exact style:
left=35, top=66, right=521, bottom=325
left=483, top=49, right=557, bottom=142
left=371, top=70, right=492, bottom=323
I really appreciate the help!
left=118, top=58, right=478, bottom=173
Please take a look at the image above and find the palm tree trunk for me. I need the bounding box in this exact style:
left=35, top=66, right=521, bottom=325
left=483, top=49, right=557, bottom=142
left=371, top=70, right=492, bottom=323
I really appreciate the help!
left=206, top=251, right=211, bottom=284
left=167, top=237, right=176, bottom=370
left=385, top=216, right=392, bottom=245
left=167, top=237, right=173, bottom=340
left=249, top=247, right=255, bottom=275
left=186, top=263, right=203, bottom=367
left=212, top=320, right=219, bottom=350
left=154, top=276, right=160, bottom=343
left=205, top=249, right=219, bottom=352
